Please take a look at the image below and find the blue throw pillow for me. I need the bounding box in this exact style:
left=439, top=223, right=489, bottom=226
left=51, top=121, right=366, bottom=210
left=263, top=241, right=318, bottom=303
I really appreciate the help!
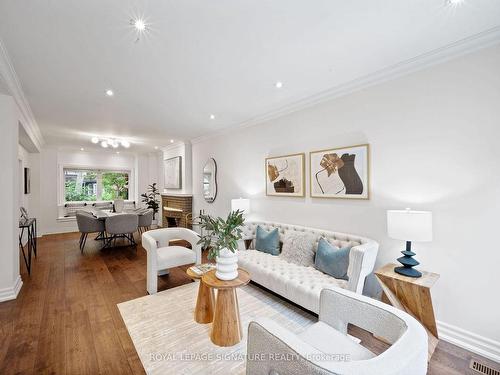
left=315, top=238, right=351, bottom=280
left=255, top=226, right=280, bottom=255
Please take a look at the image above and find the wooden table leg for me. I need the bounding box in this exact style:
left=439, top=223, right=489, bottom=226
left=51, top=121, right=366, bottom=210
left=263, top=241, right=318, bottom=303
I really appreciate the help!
left=194, top=280, right=214, bottom=324
left=210, top=288, right=243, bottom=347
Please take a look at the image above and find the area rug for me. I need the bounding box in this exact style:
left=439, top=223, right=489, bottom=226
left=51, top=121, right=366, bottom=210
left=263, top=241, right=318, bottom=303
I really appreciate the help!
left=118, top=282, right=316, bottom=375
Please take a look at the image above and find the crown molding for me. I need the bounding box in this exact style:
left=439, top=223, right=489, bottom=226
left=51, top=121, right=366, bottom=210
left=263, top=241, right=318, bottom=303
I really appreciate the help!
left=191, top=26, right=500, bottom=145
left=0, top=37, right=44, bottom=151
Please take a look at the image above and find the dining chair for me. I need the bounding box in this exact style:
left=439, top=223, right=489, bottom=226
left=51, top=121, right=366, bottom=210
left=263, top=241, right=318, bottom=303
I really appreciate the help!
left=76, top=211, right=105, bottom=253
left=103, top=214, right=139, bottom=249
left=138, top=209, right=154, bottom=234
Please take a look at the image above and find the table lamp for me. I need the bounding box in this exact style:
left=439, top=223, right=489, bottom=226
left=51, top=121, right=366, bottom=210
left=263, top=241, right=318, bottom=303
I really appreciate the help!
left=387, top=209, right=432, bottom=278
left=231, top=198, right=250, bottom=216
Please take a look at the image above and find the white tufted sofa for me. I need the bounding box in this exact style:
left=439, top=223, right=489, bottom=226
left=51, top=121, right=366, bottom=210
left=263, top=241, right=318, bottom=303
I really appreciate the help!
left=238, top=221, right=379, bottom=314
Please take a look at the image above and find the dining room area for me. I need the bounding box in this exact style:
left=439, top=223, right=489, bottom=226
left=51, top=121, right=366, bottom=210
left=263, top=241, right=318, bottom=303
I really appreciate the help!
left=76, top=205, right=154, bottom=253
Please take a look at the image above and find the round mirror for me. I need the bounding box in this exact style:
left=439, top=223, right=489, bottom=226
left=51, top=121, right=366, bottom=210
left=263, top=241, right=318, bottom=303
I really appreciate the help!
left=203, top=158, right=217, bottom=203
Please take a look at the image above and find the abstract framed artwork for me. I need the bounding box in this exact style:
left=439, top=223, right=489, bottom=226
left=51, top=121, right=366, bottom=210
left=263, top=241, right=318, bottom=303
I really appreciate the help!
left=164, top=156, right=182, bottom=189
left=266, top=153, right=305, bottom=197
left=310, top=144, right=369, bottom=199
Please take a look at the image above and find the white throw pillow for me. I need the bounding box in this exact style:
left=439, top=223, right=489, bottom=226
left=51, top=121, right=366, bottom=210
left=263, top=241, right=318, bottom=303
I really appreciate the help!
left=280, top=231, right=316, bottom=267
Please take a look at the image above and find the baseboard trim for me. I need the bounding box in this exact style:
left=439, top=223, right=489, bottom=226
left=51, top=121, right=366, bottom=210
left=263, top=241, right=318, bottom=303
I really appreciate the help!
left=0, top=275, right=23, bottom=303
left=438, top=320, right=500, bottom=363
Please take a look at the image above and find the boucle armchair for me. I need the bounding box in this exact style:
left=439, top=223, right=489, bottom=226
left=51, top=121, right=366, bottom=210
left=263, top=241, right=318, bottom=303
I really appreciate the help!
left=246, top=287, right=428, bottom=375
left=142, top=228, right=201, bottom=294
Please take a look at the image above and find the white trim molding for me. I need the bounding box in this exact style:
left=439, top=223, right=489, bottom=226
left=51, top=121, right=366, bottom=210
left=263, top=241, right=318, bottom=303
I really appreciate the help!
left=438, top=320, right=500, bottom=363
left=191, top=26, right=500, bottom=145
left=0, top=37, right=44, bottom=151
left=0, top=275, right=23, bottom=303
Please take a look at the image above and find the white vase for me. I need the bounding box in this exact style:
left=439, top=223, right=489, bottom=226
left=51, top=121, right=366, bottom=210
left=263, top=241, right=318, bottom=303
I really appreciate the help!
left=215, top=248, right=239, bottom=281
left=114, top=199, right=124, bottom=213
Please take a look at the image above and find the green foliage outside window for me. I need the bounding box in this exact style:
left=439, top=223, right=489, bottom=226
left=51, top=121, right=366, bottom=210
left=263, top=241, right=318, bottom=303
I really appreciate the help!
left=102, top=172, right=129, bottom=200
left=64, top=169, right=129, bottom=202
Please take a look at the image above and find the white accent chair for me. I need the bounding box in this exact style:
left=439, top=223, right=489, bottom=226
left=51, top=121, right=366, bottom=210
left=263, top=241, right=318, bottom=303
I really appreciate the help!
left=247, top=287, right=428, bottom=375
left=142, top=228, right=202, bottom=294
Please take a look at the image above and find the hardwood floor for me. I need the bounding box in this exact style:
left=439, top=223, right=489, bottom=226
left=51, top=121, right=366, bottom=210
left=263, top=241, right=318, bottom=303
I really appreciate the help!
left=0, top=232, right=498, bottom=374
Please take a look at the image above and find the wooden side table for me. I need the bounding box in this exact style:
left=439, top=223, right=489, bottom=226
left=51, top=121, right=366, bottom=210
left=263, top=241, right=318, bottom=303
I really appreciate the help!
left=202, top=269, right=251, bottom=347
left=375, top=263, right=440, bottom=360
left=186, top=267, right=215, bottom=324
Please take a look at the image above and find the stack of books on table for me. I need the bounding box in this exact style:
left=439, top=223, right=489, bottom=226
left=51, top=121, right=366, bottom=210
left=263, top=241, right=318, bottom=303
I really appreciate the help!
left=189, top=263, right=216, bottom=276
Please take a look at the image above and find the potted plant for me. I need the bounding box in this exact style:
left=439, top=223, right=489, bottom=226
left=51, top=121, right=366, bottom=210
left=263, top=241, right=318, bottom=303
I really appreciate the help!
left=197, top=210, right=245, bottom=281
left=140, top=183, right=160, bottom=222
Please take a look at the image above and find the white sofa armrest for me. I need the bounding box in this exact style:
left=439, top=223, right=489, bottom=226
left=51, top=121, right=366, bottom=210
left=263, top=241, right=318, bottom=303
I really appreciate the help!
left=346, top=241, right=378, bottom=294
left=247, top=318, right=331, bottom=375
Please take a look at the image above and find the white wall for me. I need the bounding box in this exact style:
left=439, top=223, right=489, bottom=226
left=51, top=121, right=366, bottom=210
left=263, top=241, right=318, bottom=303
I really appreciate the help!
left=137, top=151, right=163, bottom=224
left=192, top=45, right=500, bottom=356
left=37, top=148, right=137, bottom=235
left=0, top=94, right=21, bottom=301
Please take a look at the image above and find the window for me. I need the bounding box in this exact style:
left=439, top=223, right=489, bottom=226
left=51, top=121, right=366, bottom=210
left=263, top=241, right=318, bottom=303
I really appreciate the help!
left=64, top=168, right=129, bottom=202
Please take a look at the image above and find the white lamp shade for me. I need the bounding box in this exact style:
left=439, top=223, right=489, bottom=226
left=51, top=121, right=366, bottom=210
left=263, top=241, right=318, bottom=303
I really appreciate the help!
left=231, top=198, right=250, bottom=214
left=387, top=209, right=432, bottom=242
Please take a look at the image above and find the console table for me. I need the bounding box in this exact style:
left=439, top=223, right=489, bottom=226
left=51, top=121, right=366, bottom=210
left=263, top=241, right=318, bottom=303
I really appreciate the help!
left=19, top=218, right=37, bottom=275
left=375, top=263, right=440, bottom=360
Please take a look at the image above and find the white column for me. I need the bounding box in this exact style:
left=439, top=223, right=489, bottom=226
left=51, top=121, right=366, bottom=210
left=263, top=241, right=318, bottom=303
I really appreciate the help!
left=0, top=94, right=22, bottom=302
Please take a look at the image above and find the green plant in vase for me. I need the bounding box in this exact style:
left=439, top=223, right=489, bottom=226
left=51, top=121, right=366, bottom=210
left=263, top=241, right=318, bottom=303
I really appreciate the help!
left=197, top=210, right=245, bottom=280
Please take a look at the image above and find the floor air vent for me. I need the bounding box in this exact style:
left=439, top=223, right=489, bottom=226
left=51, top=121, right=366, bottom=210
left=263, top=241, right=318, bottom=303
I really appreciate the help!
left=470, top=359, right=500, bottom=375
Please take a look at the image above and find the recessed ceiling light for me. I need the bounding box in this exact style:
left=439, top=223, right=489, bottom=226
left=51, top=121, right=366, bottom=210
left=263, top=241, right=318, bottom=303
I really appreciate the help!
left=275, top=81, right=283, bottom=89
left=133, top=19, right=146, bottom=31
left=154, top=146, right=159, bottom=150
left=91, top=137, right=99, bottom=144
left=210, top=114, right=216, bottom=120
left=80, top=148, right=84, bottom=151
left=170, top=139, right=174, bottom=143
left=105, top=89, right=114, bottom=97
left=116, top=151, right=120, bottom=154
left=101, top=141, right=108, bottom=148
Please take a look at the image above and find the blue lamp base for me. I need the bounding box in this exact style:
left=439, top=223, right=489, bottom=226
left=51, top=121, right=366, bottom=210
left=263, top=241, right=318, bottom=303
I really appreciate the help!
left=394, top=241, right=422, bottom=278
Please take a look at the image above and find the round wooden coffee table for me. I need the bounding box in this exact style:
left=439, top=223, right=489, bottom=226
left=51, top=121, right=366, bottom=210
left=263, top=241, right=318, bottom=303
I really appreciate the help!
left=202, top=269, right=251, bottom=347
left=186, top=267, right=215, bottom=324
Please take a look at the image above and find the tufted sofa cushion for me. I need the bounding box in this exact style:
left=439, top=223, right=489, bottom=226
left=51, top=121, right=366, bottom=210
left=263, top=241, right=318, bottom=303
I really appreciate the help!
left=239, top=250, right=347, bottom=313
left=238, top=221, right=379, bottom=312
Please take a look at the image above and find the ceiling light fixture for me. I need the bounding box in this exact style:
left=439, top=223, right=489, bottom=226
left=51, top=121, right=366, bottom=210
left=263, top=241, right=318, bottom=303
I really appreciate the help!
left=129, top=17, right=150, bottom=43
left=105, top=89, right=114, bottom=97
left=170, top=139, right=174, bottom=143
left=275, top=81, right=283, bottom=89
left=92, top=137, right=131, bottom=149
left=154, top=146, right=159, bottom=150
left=133, top=18, right=146, bottom=31
left=80, top=148, right=84, bottom=151
left=116, top=151, right=120, bottom=154
left=210, top=114, right=216, bottom=120
left=447, top=0, right=464, bottom=6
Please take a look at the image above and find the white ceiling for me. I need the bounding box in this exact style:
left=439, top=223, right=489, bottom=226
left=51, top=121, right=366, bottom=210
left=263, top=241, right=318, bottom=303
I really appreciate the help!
left=0, top=0, right=499, bottom=152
